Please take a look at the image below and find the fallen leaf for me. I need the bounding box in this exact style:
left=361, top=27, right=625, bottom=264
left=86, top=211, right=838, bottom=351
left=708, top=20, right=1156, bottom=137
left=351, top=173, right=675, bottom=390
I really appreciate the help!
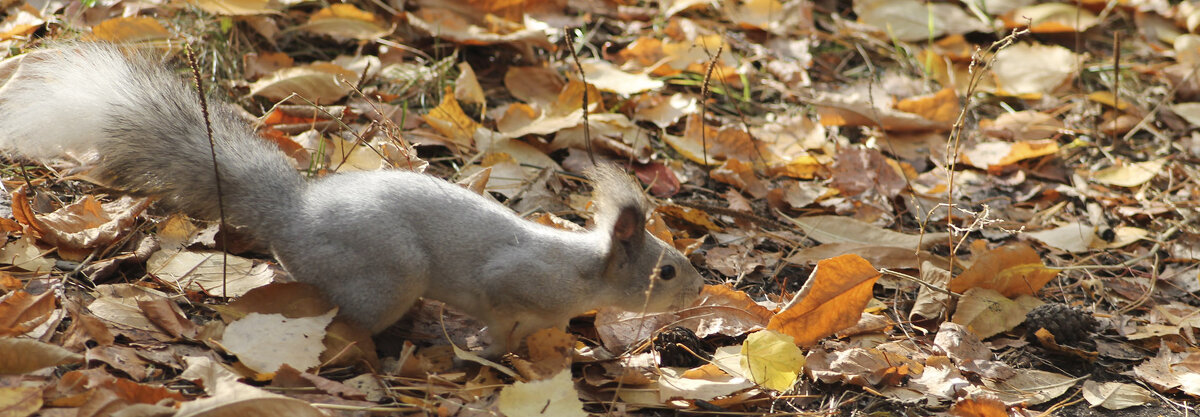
left=1090, top=158, right=1167, bottom=188
left=497, top=369, right=586, bottom=417
left=854, top=0, right=988, bottom=42
left=740, top=329, right=805, bottom=391
left=947, top=243, right=1059, bottom=297
left=950, top=288, right=1041, bottom=339
left=91, top=16, right=170, bottom=43
left=146, top=250, right=276, bottom=298
left=0, top=290, right=56, bottom=336
left=1081, top=381, right=1155, bottom=410
left=190, top=0, right=277, bottom=15
left=222, top=309, right=336, bottom=375
left=972, top=369, right=1081, bottom=406
left=0, top=386, right=42, bottom=417
left=1025, top=222, right=1097, bottom=253
left=768, top=254, right=880, bottom=346
left=784, top=215, right=949, bottom=249
left=249, top=63, right=359, bottom=104
left=0, top=338, right=82, bottom=374
left=299, top=4, right=390, bottom=40
left=579, top=59, right=663, bottom=96
left=992, top=43, right=1077, bottom=97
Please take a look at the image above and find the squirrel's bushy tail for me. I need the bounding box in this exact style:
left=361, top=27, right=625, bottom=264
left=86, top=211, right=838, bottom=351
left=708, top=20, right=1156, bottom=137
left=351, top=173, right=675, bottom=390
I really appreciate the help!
left=0, top=43, right=304, bottom=236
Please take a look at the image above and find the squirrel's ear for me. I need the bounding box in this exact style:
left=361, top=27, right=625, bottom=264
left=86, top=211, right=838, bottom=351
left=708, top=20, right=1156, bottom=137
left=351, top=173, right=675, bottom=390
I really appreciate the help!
left=611, top=204, right=645, bottom=245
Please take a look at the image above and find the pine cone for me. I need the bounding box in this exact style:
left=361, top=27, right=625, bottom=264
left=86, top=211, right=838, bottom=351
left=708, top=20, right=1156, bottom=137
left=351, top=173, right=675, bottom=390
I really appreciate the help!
left=1024, top=303, right=1099, bottom=346
left=653, top=327, right=711, bottom=368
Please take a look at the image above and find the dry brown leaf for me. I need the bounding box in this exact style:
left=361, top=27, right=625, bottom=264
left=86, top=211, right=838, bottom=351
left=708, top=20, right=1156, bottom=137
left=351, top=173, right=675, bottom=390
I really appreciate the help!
left=973, top=369, right=1081, bottom=406
left=812, top=91, right=951, bottom=131
left=0, top=290, right=55, bottom=336
left=0, top=338, right=82, bottom=375
left=949, top=288, right=1041, bottom=339
left=1090, top=158, right=1167, bottom=188
left=249, top=62, right=359, bottom=104
left=947, top=243, right=1059, bottom=297
left=675, top=284, right=773, bottom=338
left=1081, top=381, right=1156, bottom=410
left=784, top=215, right=949, bottom=249
left=855, top=0, right=988, bottom=42
left=768, top=254, right=880, bottom=346
left=12, top=190, right=149, bottom=261
left=138, top=298, right=198, bottom=339
left=407, top=7, right=551, bottom=48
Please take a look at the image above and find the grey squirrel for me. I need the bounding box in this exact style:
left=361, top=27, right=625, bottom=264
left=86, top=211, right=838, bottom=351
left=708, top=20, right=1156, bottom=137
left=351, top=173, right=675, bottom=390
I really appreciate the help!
left=0, top=43, right=704, bottom=355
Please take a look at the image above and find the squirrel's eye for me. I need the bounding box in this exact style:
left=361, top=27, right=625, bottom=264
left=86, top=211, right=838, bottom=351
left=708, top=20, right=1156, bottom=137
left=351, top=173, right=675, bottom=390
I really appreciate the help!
left=659, top=265, right=676, bottom=280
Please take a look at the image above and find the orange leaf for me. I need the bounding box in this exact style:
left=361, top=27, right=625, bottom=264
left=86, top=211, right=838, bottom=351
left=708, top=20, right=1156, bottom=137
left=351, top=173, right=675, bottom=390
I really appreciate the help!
left=948, top=243, right=1059, bottom=297
left=950, top=396, right=1008, bottom=417
left=894, top=88, right=959, bottom=124
left=767, top=254, right=880, bottom=346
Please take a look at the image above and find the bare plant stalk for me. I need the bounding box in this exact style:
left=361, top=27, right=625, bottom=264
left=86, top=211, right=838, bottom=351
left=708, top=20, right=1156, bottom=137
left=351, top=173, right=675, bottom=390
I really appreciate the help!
left=185, top=44, right=229, bottom=296
left=563, top=28, right=595, bottom=166
left=700, top=42, right=723, bottom=180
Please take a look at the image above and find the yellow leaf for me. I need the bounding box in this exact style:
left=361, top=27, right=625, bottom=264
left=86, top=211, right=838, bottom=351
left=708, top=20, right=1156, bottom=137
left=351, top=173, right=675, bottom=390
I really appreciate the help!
left=91, top=17, right=170, bottom=43
left=424, top=89, right=480, bottom=148
left=301, top=4, right=390, bottom=40
left=1091, top=158, right=1166, bottom=188
left=767, top=254, right=880, bottom=346
left=739, top=329, right=805, bottom=392
left=190, top=0, right=277, bottom=15
left=497, top=370, right=586, bottom=417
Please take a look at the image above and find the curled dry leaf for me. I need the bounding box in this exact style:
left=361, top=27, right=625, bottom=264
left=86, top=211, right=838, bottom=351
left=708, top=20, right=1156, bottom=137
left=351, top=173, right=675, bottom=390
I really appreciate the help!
left=0, top=289, right=56, bottom=336
left=11, top=190, right=149, bottom=260
left=768, top=254, right=880, bottom=346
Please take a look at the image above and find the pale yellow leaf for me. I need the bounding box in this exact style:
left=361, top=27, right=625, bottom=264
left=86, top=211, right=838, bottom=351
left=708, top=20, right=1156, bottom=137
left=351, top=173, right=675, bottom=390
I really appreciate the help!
left=1091, top=158, right=1166, bottom=188
left=739, top=329, right=805, bottom=391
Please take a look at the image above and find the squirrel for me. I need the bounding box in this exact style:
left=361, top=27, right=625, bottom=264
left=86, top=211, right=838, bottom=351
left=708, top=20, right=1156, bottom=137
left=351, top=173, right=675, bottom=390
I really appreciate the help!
left=0, top=43, right=705, bottom=355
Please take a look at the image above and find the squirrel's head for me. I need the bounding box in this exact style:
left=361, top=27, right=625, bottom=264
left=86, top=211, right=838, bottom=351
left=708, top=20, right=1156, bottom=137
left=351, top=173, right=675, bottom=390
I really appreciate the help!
left=591, top=165, right=704, bottom=312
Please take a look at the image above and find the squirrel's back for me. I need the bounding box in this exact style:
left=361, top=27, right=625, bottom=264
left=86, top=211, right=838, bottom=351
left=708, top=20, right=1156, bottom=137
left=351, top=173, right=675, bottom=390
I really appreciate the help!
left=0, top=43, right=303, bottom=236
